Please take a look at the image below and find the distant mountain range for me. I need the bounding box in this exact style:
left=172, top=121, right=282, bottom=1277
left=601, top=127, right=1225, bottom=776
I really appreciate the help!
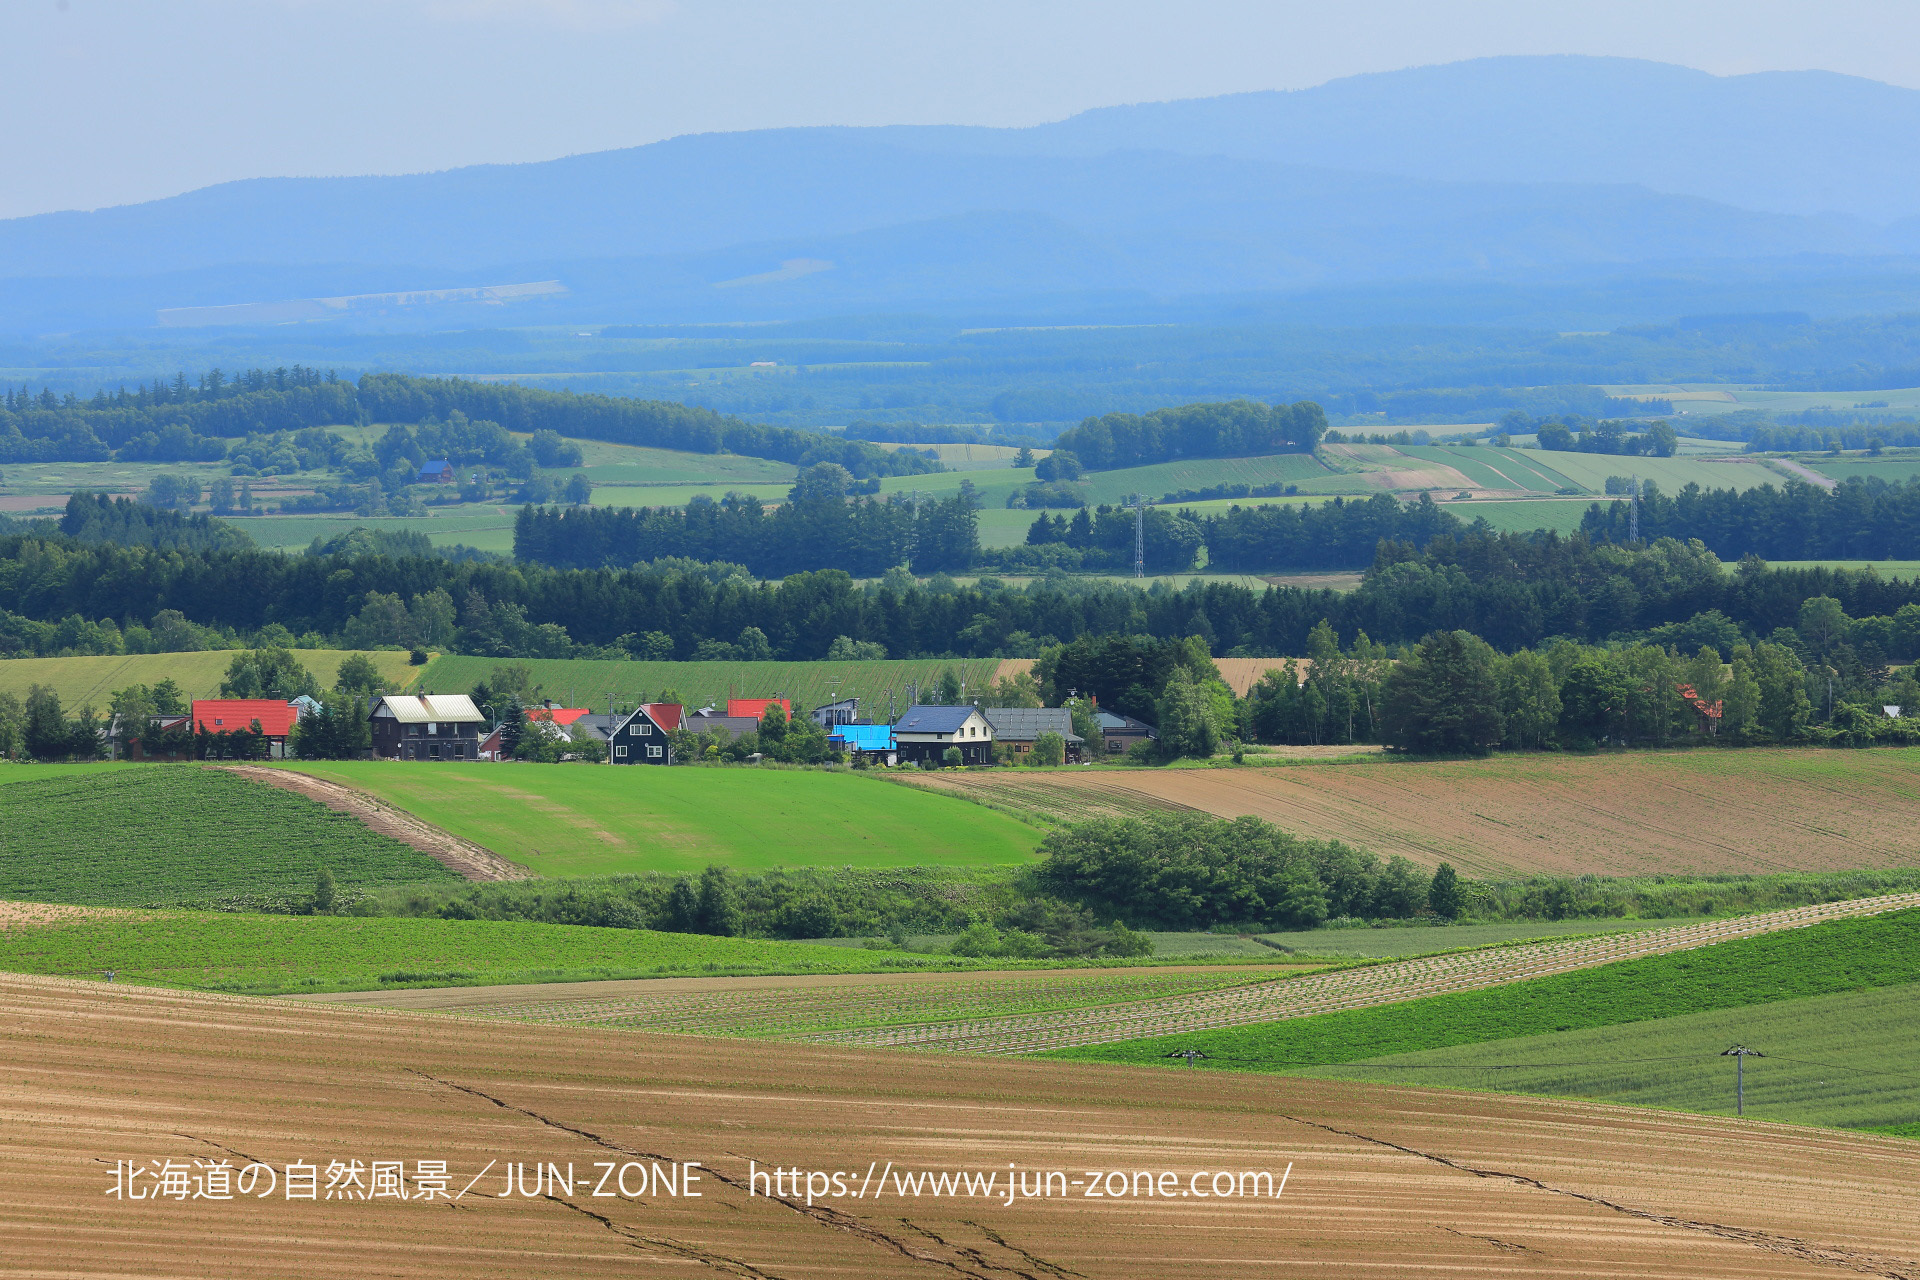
left=6, top=55, right=1920, bottom=332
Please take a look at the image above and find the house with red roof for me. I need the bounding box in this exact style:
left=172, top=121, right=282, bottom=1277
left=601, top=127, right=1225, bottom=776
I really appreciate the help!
left=726, top=697, right=790, bottom=721
left=191, top=699, right=301, bottom=758
left=608, top=703, right=683, bottom=765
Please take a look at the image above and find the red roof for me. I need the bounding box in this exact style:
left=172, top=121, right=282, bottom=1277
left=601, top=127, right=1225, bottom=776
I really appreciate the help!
left=642, top=703, right=684, bottom=732
left=526, top=706, right=590, bottom=726
left=192, top=699, right=299, bottom=738
left=726, top=698, right=790, bottom=720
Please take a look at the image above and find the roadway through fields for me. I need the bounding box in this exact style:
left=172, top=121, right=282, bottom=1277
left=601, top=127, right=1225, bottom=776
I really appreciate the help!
left=799, top=893, right=1920, bottom=1054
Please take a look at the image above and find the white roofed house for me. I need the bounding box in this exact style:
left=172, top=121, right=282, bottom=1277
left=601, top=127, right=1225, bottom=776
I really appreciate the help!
left=368, top=693, right=488, bottom=761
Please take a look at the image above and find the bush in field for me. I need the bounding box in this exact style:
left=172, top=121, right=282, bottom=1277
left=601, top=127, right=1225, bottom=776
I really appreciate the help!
left=1036, top=812, right=1429, bottom=931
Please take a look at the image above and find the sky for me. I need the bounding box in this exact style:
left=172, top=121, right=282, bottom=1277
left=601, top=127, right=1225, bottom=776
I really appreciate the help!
left=1, top=0, right=1914, bottom=220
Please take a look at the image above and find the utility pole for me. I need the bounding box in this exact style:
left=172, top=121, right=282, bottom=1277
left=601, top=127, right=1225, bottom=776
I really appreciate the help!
left=1721, top=1045, right=1763, bottom=1116
left=1133, top=495, right=1145, bottom=578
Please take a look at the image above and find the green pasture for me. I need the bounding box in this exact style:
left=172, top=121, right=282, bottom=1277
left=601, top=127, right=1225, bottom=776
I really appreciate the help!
left=1308, top=982, right=1920, bottom=1134
left=1516, top=451, right=1780, bottom=494
left=1249, top=917, right=1700, bottom=959
left=1443, top=498, right=1598, bottom=535
left=284, top=761, right=1044, bottom=877
left=0, top=911, right=968, bottom=994
left=0, top=768, right=456, bottom=906
left=0, top=648, right=419, bottom=706
left=1049, top=908, right=1920, bottom=1075
left=411, top=653, right=1005, bottom=713
left=590, top=482, right=792, bottom=508
left=1760, top=560, right=1920, bottom=578
left=235, top=511, right=519, bottom=553
left=1809, top=456, right=1920, bottom=485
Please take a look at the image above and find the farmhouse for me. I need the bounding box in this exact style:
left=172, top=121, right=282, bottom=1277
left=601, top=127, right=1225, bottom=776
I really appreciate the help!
left=727, top=697, right=790, bottom=721
left=608, top=703, right=684, bottom=765
left=191, top=699, right=300, bottom=758
left=982, top=707, right=1084, bottom=762
left=1094, top=710, right=1158, bottom=755
left=368, top=693, right=487, bottom=761
left=893, top=705, right=993, bottom=766
left=808, top=697, right=861, bottom=728
left=417, top=459, right=455, bottom=483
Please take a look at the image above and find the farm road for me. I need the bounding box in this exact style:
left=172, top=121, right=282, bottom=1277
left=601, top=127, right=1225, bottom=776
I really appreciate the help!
left=909, top=750, right=1920, bottom=877
left=800, top=892, right=1920, bottom=1053
left=218, top=765, right=531, bottom=881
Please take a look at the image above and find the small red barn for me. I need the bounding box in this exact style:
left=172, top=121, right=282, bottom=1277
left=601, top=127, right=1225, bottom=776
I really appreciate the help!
left=726, top=697, right=790, bottom=721
left=191, top=699, right=301, bottom=758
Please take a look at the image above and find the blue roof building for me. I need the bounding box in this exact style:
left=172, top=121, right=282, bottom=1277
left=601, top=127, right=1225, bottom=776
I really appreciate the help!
left=830, top=724, right=896, bottom=753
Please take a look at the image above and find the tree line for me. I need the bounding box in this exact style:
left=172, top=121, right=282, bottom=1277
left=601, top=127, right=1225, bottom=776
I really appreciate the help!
left=1582, top=475, right=1920, bottom=561
left=1050, top=399, right=1325, bottom=471
left=0, top=369, right=933, bottom=479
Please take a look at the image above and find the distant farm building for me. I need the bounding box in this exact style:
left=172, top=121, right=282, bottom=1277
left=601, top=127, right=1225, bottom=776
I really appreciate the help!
left=417, top=460, right=456, bottom=483
left=369, top=693, right=487, bottom=761
left=893, top=705, right=993, bottom=766
left=829, top=723, right=897, bottom=764
left=191, top=699, right=301, bottom=758
left=727, top=697, right=790, bottom=721
left=609, top=703, right=684, bottom=764
left=982, top=707, right=1084, bottom=762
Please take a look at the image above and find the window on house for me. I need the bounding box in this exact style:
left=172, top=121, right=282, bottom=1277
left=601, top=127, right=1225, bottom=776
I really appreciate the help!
left=648, top=746, right=663, bottom=758
left=637, top=723, right=651, bottom=735
left=429, top=744, right=441, bottom=758
left=614, top=745, right=627, bottom=758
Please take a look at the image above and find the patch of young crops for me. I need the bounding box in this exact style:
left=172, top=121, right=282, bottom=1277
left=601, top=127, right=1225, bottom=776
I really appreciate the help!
left=1049, top=907, right=1920, bottom=1071
left=0, top=912, right=972, bottom=993
left=0, top=768, right=458, bottom=906
left=471, top=968, right=1293, bottom=1038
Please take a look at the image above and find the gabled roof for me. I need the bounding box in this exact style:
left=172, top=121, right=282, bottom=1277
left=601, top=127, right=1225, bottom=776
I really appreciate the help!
left=894, top=705, right=985, bottom=734
left=981, top=707, right=1083, bottom=744
left=419, top=459, right=453, bottom=471
left=526, top=706, right=591, bottom=726
left=727, top=697, right=790, bottom=720
left=617, top=703, right=684, bottom=734
left=192, top=699, right=299, bottom=737
left=684, top=714, right=761, bottom=739
left=371, top=694, right=486, bottom=724
left=1095, top=710, right=1157, bottom=734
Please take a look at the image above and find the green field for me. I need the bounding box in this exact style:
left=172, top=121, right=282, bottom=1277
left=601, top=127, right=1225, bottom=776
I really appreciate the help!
left=572, top=443, right=795, bottom=486
left=0, top=910, right=974, bottom=994
left=1049, top=908, right=1920, bottom=1073
left=0, top=648, right=420, bottom=707
left=1445, top=498, right=1599, bottom=535
left=1762, top=560, right=1920, bottom=578
left=286, top=762, right=1043, bottom=876
left=0, top=768, right=456, bottom=906
left=235, top=510, right=521, bottom=553
left=1310, top=982, right=1920, bottom=1134
left=1808, top=456, right=1920, bottom=485
left=591, top=482, right=793, bottom=508
left=1248, top=917, right=1702, bottom=959
left=411, top=653, right=1005, bottom=714
left=1393, top=445, right=1576, bottom=492
left=1506, top=451, right=1780, bottom=494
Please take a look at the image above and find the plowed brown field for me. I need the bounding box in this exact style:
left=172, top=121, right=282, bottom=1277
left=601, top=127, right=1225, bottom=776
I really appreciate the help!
left=7, top=972, right=1920, bottom=1279
left=910, top=748, right=1920, bottom=876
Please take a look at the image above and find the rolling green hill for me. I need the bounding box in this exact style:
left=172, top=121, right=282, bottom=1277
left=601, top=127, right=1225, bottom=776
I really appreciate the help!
left=1301, top=982, right=1920, bottom=1134
left=0, top=910, right=968, bottom=994
left=409, top=654, right=1005, bottom=714
left=0, top=767, right=458, bottom=906
left=1048, top=908, right=1920, bottom=1075
left=0, top=649, right=420, bottom=708
left=286, top=762, right=1043, bottom=877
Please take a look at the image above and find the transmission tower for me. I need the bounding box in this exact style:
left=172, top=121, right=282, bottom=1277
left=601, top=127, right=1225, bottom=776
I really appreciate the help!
left=1629, top=476, right=1641, bottom=543
left=1133, top=496, right=1145, bottom=578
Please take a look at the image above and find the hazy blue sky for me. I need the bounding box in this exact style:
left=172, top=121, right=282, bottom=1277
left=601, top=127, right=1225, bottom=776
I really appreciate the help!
left=2, top=0, right=1912, bottom=218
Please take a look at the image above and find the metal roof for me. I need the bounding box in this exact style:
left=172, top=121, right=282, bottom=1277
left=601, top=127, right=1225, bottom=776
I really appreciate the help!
left=981, top=707, right=1083, bottom=744
left=372, top=694, right=485, bottom=724
left=1095, top=710, right=1157, bottom=733
left=830, top=724, right=896, bottom=750
left=894, top=705, right=984, bottom=734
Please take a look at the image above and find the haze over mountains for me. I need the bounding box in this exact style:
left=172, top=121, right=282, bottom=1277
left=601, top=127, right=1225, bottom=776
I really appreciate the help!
left=7, top=55, right=1920, bottom=333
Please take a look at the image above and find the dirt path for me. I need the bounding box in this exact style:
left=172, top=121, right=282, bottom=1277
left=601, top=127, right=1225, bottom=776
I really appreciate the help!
left=9, top=970, right=1920, bottom=1278
left=217, top=765, right=532, bottom=881
left=1769, top=458, right=1839, bottom=490
left=802, top=892, right=1920, bottom=1053
left=0, top=899, right=123, bottom=930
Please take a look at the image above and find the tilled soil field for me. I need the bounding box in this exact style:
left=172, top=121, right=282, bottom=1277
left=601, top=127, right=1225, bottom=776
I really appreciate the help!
left=909, top=748, right=1920, bottom=876
left=8, top=971, right=1920, bottom=1279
